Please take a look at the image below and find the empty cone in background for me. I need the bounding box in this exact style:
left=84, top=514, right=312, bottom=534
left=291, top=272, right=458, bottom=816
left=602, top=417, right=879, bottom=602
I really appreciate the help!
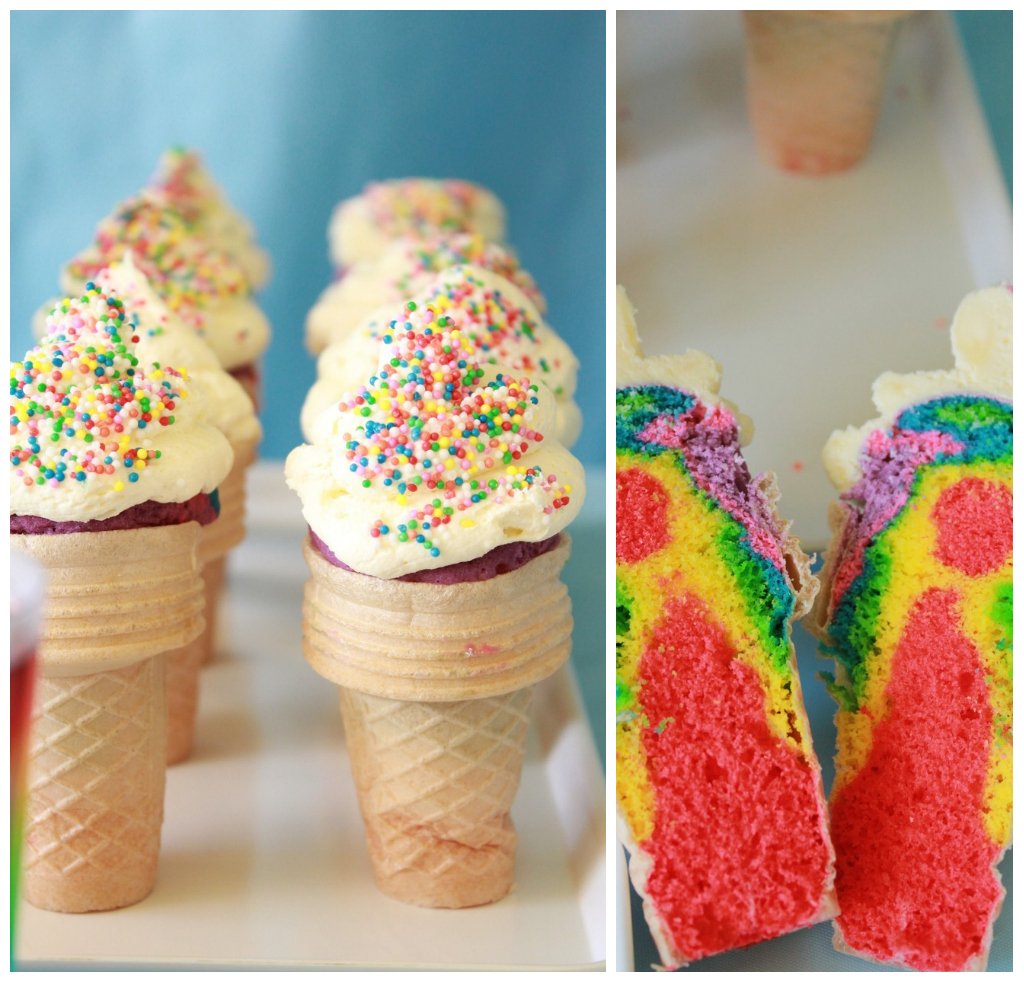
left=12, top=526, right=204, bottom=912
left=303, top=536, right=573, bottom=908
left=742, top=10, right=912, bottom=175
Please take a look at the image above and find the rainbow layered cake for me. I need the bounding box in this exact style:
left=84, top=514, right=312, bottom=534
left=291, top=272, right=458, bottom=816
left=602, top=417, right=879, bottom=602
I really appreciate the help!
left=810, top=286, right=1013, bottom=972
left=615, top=288, right=837, bottom=968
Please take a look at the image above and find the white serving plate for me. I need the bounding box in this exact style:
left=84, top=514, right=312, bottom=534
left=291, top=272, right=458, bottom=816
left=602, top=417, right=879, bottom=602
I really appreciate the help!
left=617, top=10, right=1012, bottom=972
left=15, top=462, right=606, bottom=971
left=617, top=10, right=1011, bottom=553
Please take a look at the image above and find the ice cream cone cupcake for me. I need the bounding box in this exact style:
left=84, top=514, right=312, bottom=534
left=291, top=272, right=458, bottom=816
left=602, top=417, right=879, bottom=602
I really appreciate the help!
left=306, top=231, right=544, bottom=355
left=55, top=194, right=271, bottom=409
left=10, top=284, right=232, bottom=911
left=329, top=178, right=506, bottom=271
left=742, top=10, right=912, bottom=175
left=96, top=255, right=261, bottom=760
left=302, top=264, right=582, bottom=451
left=147, top=146, right=271, bottom=291
left=287, top=320, right=584, bottom=907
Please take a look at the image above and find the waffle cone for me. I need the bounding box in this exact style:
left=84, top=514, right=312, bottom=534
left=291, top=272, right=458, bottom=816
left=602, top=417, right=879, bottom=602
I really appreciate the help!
left=11, top=523, right=201, bottom=912
left=743, top=10, right=910, bottom=174
left=302, top=535, right=573, bottom=701
left=22, top=652, right=168, bottom=912
left=302, top=534, right=573, bottom=907
left=340, top=686, right=532, bottom=907
left=10, top=524, right=204, bottom=677
left=165, top=636, right=205, bottom=765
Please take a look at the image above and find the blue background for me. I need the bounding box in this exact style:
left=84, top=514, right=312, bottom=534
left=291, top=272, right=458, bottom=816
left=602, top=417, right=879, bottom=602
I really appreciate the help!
left=10, top=10, right=606, bottom=467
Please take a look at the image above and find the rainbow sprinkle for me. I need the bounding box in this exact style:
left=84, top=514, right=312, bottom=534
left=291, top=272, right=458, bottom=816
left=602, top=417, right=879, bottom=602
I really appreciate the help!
left=10, top=284, right=186, bottom=493
left=336, top=309, right=572, bottom=558
left=64, top=194, right=249, bottom=335
left=148, top=146, right=217, bottom=226
left=360, top=269, right=563, bottom=391
left=363, top=180, right=491, bottom=238
left=390, top=233, right=545, bottom=313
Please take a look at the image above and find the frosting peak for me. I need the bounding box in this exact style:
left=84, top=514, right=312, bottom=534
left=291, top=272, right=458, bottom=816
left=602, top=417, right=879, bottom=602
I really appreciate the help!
left=148, top=146, right=271, bottom=290
left=61, top=194, right=270, bottom=370
left=329, top=178, right=506, bottom=268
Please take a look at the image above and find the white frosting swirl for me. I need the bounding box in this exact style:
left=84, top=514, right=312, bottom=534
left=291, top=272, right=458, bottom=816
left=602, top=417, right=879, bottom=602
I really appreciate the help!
left=822, top=286, right=1013, bottom=490
left=286, top=320, right=584, bottom=578
left=59, top=194, right=271, bottom=371
left=306, top=231, right=545, bottom=353
left=11, top=280, right=232, bottom=522
left=98, top=257, right=262, bottom=450
left=147, top=148, right=271, bottom=290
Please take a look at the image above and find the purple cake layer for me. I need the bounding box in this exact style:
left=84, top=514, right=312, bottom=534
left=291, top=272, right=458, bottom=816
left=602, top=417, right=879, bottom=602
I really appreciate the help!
left=310, top=527, right=560, bottom=583
left=10, top=492, right=219, bottom=535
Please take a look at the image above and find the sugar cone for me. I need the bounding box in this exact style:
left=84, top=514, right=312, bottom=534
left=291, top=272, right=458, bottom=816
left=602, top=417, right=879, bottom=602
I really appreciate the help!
left=302, top=534, right=573, bottom=907
left=340, top=687, right=532, bottom=907
left=164, top=636, right=205, bottom=765
left=11, top=523, right=202, bottom=912
left=742, top=10, right=911, bottom=175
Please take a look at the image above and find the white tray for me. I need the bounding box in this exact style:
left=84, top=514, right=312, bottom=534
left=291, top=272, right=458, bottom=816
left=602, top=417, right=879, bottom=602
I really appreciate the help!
left=617, top=10, right=1012, bottom=972
left=617, top=9, right=1011, bottom=553
left=15, top=462, right=606, bottom=970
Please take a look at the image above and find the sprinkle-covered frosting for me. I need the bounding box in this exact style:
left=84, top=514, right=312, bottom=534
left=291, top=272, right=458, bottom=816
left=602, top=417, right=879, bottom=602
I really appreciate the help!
left=97, top=256, right=261, bottom=450
left=306, top=231, right=546, bottom=353
left=149, top=146, right=224, bottom=226
left=302, top=265, right=580, bottom=447
left=10, top=281, right=232, bottom=522
left=329, top=178, right=506, bottom=268
left=286, top=317, right=583, bottom=578
left=148, top=146, right=270, bottom=290
left=60, top=195, right=269, bottom=370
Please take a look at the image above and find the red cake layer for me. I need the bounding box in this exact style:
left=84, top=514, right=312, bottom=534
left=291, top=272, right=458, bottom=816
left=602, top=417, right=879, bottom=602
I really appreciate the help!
left=9, top=492, right=218, bottom=534
left=616, top=467, right=671, bottom=564
left=310, top=527, right=560, bottom=583
left=638, top=591, right=832, bottom=961
left=831, top=587, right=1002, bottom=971
left=932, top=477, right=1012, bottom=575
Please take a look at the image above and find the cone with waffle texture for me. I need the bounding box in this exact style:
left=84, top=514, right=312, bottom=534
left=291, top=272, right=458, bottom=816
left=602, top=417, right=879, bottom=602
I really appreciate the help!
left=302, top=534, right=573, bottom=907
left=11, top=524, right=203, bottom=912
left=743, top=10, right=911, bottom=174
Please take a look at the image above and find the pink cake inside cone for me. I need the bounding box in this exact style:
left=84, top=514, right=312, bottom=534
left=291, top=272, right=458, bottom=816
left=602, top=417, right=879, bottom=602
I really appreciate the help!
left=10, top=491, right=219, bottom=534
left=309, top=527, right=560, bottom=584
